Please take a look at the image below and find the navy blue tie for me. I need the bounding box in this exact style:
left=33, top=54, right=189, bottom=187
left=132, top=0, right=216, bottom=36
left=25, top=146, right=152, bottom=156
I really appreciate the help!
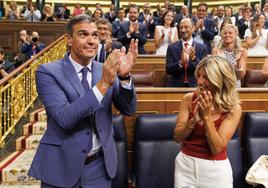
left=81, top=67, right=95, bottom=151
left=81, top=67, right=90, bottom=91
left=99, top=41, right=105, bottom=63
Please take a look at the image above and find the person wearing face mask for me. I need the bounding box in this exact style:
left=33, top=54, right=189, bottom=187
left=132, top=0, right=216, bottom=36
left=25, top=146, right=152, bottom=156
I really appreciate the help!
left=21, top=31, right=45, bottom=61
left=174, top=55, right=242, bottom=188
left=0, top=46, right=15, bottom=79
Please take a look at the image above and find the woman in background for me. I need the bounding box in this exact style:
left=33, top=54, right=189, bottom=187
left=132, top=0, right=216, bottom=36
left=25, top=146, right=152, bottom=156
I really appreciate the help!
left=92, top=9, right=103, bottom=22
left=174, top=55, right=242, bottom=188
left=41, top=4, right=56, bottom=21
left=244, top=14, right=268, bottom=56
left=154, top=10, right=178, bottom=55
left=212, top=24, right=247, bottom=87
left=5, top=0, right=19, bottom=20
left=213, top=17, right=233, bottom=48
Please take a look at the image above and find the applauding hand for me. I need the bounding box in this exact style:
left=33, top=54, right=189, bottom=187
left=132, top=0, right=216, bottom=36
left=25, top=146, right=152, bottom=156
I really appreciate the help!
left=118, top=39, right=138, bottom=77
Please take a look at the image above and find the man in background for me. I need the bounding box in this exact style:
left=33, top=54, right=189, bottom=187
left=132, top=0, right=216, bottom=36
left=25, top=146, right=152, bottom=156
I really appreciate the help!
left=20, top=31, right=45, bottom=61
left=95, top=18, right=123, bottom=63
left=0, top=46, right=15, bottom=79
left=166, top=18, right=207, bottom=87
left=117, top=4, right=147, bottom=54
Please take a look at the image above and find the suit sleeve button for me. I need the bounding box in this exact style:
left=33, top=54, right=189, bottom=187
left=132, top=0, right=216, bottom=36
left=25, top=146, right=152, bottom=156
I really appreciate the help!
left=82, top=149, right=86, bottom=153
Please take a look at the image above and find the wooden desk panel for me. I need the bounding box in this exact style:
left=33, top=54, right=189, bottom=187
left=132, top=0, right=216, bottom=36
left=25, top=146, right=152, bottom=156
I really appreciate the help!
left=135, top=56, right=267, bottom=87
left=0, top=21, right=66, bottom=53
left=135, top=55, right=265, bottom=71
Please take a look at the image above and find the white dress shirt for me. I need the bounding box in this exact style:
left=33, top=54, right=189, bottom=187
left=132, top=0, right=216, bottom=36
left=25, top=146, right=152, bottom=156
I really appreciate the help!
left=69, top=55, right=132, bottom=155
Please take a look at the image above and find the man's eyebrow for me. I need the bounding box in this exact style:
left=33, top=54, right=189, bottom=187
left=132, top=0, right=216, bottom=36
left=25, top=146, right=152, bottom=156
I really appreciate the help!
left=77, top=30, right=98, bottom=34
left=77, top=29, right=88, bottom=33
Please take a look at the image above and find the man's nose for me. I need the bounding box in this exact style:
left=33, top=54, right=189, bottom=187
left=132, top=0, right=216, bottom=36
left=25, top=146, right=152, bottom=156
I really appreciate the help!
left=86, top=35, right=95, bottom=43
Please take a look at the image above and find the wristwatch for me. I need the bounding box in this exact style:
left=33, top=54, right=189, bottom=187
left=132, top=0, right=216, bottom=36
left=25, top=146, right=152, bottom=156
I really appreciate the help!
left=118, top=73, right=131, bottom=81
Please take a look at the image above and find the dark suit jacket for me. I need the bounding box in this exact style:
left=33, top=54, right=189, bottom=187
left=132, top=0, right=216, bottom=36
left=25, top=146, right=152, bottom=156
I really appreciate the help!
left=0, top=60, right=15, bottom=79
left=166, top=40, right=207, bottom=87
left=117, top=21, right=147, bottom=54
left=21, top=42, right=46, bottom=61
left=192, top=17, right=216, bottom=54
left=138, top=12, right=156, bottom=39
left=104, top=12, right=116, bottom=23
left=236, top=18, right=249, bottom=39
left=112, top=19, right=121, bottom=38
left=28, top=54, right=136, bottom=187
left=94, top=40, right=123, bottom=63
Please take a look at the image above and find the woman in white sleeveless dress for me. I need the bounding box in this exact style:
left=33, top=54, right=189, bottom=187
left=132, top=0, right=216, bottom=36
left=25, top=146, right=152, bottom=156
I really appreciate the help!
left=245, top=14, right=268, bottom=57
left=154, top=10, right=178, bottom=55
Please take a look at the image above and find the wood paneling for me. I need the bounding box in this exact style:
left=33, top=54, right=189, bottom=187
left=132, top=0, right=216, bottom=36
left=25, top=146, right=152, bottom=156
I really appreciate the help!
left=134, top=55, right=267, bottom=86
left=0, top=20, right=66, bottom=54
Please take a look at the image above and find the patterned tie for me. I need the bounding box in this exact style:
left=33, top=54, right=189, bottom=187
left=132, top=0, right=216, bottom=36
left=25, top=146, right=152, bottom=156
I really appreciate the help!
left=183, top=42, right=189, bottom=86
left=98, top=41, right=105, bottom=63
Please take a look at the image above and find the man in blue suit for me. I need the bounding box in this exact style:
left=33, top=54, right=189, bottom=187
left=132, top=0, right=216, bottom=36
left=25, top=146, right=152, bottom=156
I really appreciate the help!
left=28, top=15, right=137, bottom=188
left=192, top=2, right=216, bottom=54
left=117, top=4, right=147, bottom=54
left=166, top=18, right=207, bottom=87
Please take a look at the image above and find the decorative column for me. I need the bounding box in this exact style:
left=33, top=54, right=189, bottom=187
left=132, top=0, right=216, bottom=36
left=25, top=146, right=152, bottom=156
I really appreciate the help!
left=36, top=0, right=45, bottom=11
left=184, top=0, right=192, bottom=15
left=112, top=0, right=120, bottom=11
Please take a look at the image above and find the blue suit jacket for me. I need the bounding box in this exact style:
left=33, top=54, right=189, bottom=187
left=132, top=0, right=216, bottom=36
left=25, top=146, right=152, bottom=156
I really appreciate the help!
left=112, top=20, right=121, bottom=38
left=166, top=40, right=207, bottom=87
left=28, top=54, right=136, bottom=187
left=117, top=21, right=147, bottom=54
left=192, top=17, right=216, bottom=54
left=138, top=12, right=156, bottom=39
left=20, top=42, right=46, bottom=61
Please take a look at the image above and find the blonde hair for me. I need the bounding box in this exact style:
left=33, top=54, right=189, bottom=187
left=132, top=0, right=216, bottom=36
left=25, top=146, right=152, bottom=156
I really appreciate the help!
left=195, top=55, right=240, bottom=113
left=218, top=24, right=241, bottom=56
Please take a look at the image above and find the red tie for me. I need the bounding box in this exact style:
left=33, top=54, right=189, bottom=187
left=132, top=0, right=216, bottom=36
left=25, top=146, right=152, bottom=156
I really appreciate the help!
left=183, top=43, right=189, bottom=84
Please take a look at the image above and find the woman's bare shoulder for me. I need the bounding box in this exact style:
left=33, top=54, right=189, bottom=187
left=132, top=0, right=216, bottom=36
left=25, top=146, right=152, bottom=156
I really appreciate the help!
left=182, top=92, right=195, bottom=103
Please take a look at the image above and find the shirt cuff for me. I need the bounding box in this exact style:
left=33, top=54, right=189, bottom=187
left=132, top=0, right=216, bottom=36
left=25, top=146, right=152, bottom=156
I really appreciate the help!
left=120, top=78, right=132, bottom=89
left=92, top=86, right=104, bottom=104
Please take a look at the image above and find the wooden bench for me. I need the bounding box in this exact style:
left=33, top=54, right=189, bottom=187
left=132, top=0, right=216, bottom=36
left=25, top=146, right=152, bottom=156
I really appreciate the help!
left=134, top=55, right=267, bottom=86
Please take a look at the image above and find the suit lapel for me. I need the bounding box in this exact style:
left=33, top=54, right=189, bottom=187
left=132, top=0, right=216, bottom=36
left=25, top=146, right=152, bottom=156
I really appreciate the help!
left=91, top=60, right=101, bottom=87
left=62, top=54, right=85, bottom=96
left=174, top=41, right=182, bottom=53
